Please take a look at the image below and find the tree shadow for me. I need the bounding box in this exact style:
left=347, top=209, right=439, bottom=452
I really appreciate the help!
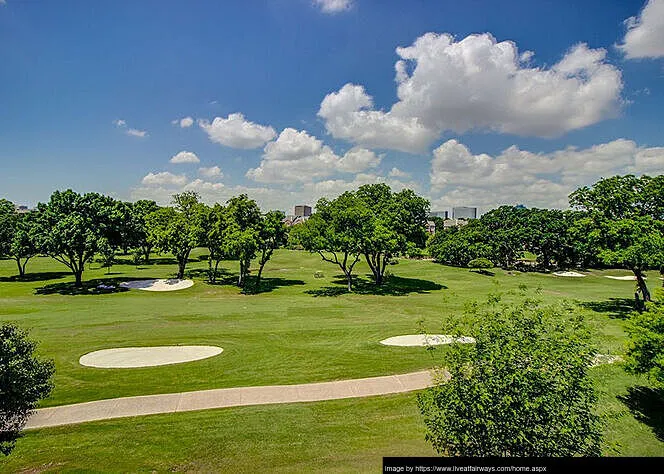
left=306, top=275, right=445, bottom=297
left=246, top=276, right=306, bottom=294
left=35, top=277, right=133, bottom=295
left=470, top=269, right=495, bottom=276
left=618, top=386, right=664, bottom=441
left=0, top=271, right=71, bottom=283
left=580, top=298, right=636, bottom=320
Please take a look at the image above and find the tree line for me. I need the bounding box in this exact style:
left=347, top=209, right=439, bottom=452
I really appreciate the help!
left=0, top=190, right=287, bottom=293
left=1, top=175, right=663, bottom=299
left=428, top=174, right=664, bottom=303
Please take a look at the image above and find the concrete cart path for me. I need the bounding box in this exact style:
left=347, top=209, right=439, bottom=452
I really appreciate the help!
left=26, top=370, right=434, bottom=430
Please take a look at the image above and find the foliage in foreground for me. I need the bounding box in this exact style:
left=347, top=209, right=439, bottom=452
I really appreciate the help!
left=0, top=324, right=54, bottom=456
left=626, top=291, right=664, bottom=386
left=418, top=299, right=602, bottom=456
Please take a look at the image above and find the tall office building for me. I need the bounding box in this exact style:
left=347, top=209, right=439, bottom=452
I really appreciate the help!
left=294, top=205, right=312, bottom=217
left=452, top=206, right=477, bottom=219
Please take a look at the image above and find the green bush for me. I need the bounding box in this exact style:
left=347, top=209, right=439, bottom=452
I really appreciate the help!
left=468, top=258, right=493, bottom=270
left=418, top=299, right=602, bottom=456
left=0, top=324, right=55, bottom=455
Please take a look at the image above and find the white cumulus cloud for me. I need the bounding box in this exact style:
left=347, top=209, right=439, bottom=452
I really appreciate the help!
left=246, top=128, right=381, bottom=183
left=319, top=33, right=623, bottom=152
left=141, top=172, right=187, bottom=187
left=314, top=0, right=352, bottom=13
left=430, top=139, right=664, bottom=210
left=199, top=166, right=224, bottom=179
left=172, top=116, right=194, bottom=128
left=199, top=113, right=277, bottom=149
left=169, top=151, right=200, bottom=164
left=618, top=0, right=664, bottom=59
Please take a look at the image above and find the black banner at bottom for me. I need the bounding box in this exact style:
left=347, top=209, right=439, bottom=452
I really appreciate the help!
left=383, top=457, right=664, bottom=473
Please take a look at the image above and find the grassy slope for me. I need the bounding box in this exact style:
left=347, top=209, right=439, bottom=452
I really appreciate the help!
left=1, top=250, right=663, bottom=470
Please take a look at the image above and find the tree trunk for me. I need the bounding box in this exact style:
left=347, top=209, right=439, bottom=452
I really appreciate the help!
left=74, top=270, right=83, bottom=287
left=633, top=269, right=651, bottom=303
left=143, top=246, right=151, bottom=265
left=15, top=258, right=25, bottom=277
left=254, top=263, right=265, bottom=293
left=21, top=259, right=28, bottom=277
left=177, top=259, right=186, bottom=279
left=346, top=271, right=353, bottom=292
left=237, top=260, right=245, bottom=287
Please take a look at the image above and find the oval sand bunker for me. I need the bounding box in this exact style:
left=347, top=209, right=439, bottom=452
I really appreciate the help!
left=553, top=271, right=586, bottom=277
left=380, top=334, right=476, bottom=347
left=79, top=345, right=223, bottom=368
left=119, top=279, right=194, bottom=291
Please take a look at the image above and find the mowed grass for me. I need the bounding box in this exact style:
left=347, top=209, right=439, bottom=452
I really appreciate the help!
left=1, top=249, right=664, bottom=470
left=0, top=249, right=648, bottom=406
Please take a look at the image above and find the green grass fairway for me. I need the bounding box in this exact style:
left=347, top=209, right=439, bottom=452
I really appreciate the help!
left=1, top=250, right=663, bottom=470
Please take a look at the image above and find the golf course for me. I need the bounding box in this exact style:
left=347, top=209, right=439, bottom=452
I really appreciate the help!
left=1, top=248, right=663, bottom=472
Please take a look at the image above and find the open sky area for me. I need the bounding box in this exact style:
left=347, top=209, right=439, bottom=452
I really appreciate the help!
left=1, top=0, right=663, bottom=213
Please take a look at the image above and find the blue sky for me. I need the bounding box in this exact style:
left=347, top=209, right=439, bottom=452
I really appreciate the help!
left=1, top=0, right=663, bottom=213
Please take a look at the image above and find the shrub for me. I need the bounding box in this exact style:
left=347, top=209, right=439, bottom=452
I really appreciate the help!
left=418, top=299, right=602, bottom=456
left=0, top=324, right=55, bottom=455
left=468, top=258, right=493, bottom=270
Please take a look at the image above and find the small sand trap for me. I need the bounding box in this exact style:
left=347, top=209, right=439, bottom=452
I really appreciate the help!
left=380, top=334, right=476, bottom=347
left=604, top=275, right=643, bottom=281
left=79, top=345, right=223, bottom=368
left=119, top=279, right=194, bottom=292
left=553, top=271, right=586, bottom=277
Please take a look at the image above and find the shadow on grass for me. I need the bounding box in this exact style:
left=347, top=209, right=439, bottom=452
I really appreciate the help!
left=470, top=269, right=495, bottom=277
left=0, top=271, right=71, bottom=283
left=306, top=275, right=445, bottom=297
left=35, top=277, right=135, bottom=295
left=248, top=276, right=306, bottom=294
left=580, top=298, right=636, bottom=319
left=619, top=386, right=664, bottom=442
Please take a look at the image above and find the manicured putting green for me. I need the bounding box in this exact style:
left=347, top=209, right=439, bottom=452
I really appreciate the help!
left=79, top=345, right=223, bottom=368
left=380, top=334, right=476, bottom=347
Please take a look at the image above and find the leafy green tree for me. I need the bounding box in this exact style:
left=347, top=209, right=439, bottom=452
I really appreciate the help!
left=626, top=296, right=664, bottom=386
left=468, top=258, right=493, bottom=274
left=480, top=206, right=528, bottom=268
left=223, top=194, right=261, bottom=288
left=356, top=184, right=429, bottom=285
left=0, top=324, right=55, bottom=456
left=201, top=203, right=228, bottom=283
left=418, top=299, right=602, bottom=457
left=293, top=194, right=365, bottom=291
left=9, top=213, right=39, bottom=277
left=146, top=192, right=205, bottom=279
left=593, top=217, right=664, bottom=303
left=130, top=200, right=159, bottom=264
left=428, top=222, right=492, bottom=267
left=570, top=175, right=664, bottom=303
left=97, top=237, right=115, bottom=274
left=254, top=210, right=288, bottom=292
left=31, top=190, right=119, bottom=286
left=0, top=199, right=16, bottom=258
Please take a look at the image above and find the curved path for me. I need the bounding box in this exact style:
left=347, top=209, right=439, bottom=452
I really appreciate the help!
left=26, top=371, right=434, bottom=430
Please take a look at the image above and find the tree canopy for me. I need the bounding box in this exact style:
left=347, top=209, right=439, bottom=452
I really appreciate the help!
left=146, top=192, right=205, bottom=279
left=0, top=324, right=55, bottom=456
left=31, top=190, right=120, bottom=286
left=418, top=299, right=602, bottom=456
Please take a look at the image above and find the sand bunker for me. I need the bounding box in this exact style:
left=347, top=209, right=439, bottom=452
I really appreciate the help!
left=553, top=271, right=586, bottom=277
left=604, top=275, right=641, bottom=281
left=380, top=334, right=476, bottom=347
left=119, top=279, right=194, bottom=291
left=79, top=345, right=223, bottom=368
